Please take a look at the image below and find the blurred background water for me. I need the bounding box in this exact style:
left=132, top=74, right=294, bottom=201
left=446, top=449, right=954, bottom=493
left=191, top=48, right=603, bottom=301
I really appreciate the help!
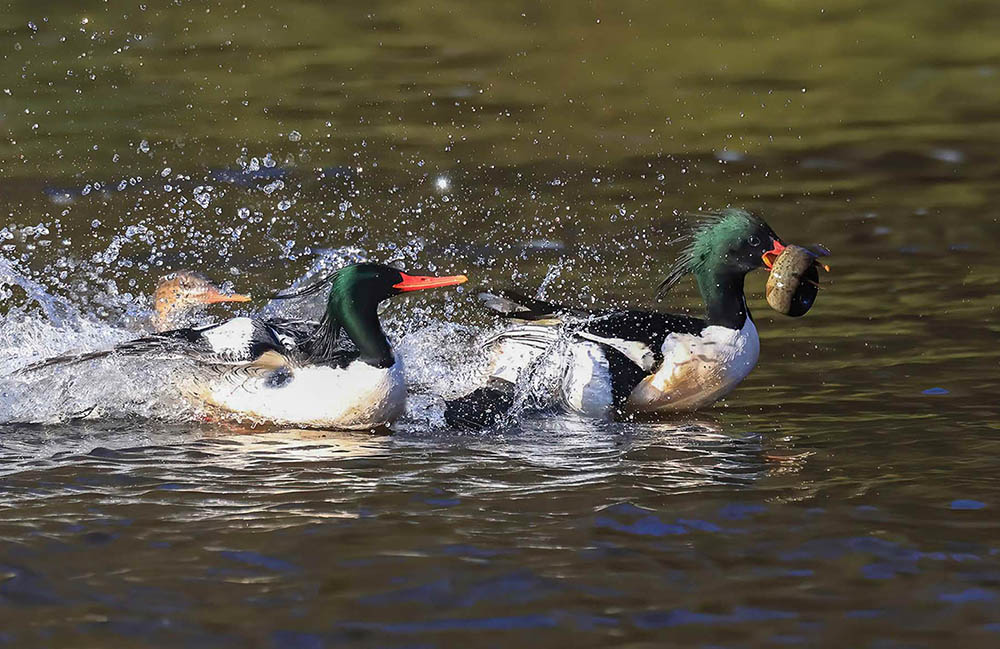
left=2, top=1, right=1000, bottom=646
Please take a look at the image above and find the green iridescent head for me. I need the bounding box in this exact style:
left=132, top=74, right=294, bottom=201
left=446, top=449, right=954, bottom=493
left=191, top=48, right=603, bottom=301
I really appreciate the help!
left=656, top=209, right=784, bottom=299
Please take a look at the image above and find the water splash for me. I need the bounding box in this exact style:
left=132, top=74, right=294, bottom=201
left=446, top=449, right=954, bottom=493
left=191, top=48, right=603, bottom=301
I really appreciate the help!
left=0, top=256, right=81, bottom=327
left=0, top=246, right=478, bottom=428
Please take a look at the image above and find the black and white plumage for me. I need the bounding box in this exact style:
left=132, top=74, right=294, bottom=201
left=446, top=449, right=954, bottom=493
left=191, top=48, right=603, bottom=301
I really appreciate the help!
left=444, top=291, right=760, bottom=428
left=444, top=209, right=797, bottom=428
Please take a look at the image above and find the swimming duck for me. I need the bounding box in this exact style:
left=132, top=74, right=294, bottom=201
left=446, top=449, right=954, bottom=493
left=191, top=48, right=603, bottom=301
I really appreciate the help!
left=21, top=263, right=466, bottom=430
left=195, top=263, right=466, bottom=429
left=444, top=209, right=808, bottom=427
left=151, top=270, right=250, bottom=332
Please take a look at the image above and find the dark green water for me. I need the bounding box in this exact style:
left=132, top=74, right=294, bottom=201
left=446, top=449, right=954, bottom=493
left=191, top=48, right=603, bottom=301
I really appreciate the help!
left=2, top=1, right=1000, bottom=647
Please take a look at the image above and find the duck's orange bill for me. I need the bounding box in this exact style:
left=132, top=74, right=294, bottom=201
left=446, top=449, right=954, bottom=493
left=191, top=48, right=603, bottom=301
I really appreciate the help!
left=394, top=273, right=468, bottom=292
left=761, top=240, right=787, bottom=270
left=203, top=288, right=252, bottom=304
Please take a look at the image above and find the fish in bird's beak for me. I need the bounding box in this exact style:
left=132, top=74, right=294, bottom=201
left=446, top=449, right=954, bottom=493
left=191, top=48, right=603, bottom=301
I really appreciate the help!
left=393, top=273, right=468, bottom=292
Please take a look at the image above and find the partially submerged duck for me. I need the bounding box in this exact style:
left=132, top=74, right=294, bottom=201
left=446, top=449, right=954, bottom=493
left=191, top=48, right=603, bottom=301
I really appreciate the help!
left=445, top=209, right=823, bottom=427
left=21, top=263, right=466, bottom=430
left=151, top=270, right=250, bottom=331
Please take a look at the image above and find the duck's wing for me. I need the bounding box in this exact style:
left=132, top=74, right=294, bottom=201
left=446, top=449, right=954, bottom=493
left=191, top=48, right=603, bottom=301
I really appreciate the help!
left=478, top=291, right=706, bottom=371
left=201, top=349, right=297, bottom=396
left=574, top=310, right=707, bottom=371
left=474, top=291, right=711, bottom=416
left=14, top=317, right=287, bottom=375
left=194, top=317, right=287, bottom=362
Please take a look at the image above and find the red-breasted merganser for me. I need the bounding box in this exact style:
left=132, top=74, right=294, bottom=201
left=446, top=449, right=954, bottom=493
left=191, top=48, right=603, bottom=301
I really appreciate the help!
left=151, top=270, right=250, bottom=332
left=21, top=263, right=467, bottom=430
left=444, top=209, right=817, bottom=427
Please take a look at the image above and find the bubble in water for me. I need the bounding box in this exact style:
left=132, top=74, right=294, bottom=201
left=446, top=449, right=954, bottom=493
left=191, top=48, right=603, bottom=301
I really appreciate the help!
left=237, top=207, right=250, bottom=219
left=138, top=140, right=150, bottom=153
left=277, top=200, right=291, bottom=211
left=288, top=130, right=301, bottom=142
left=435, top=176, right=451, bottom=192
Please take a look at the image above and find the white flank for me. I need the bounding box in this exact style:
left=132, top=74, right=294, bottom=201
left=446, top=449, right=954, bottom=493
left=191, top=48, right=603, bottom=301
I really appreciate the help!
left=626, top=317, right=759, bottom=412
left=198, top=357, right=407, bottom=430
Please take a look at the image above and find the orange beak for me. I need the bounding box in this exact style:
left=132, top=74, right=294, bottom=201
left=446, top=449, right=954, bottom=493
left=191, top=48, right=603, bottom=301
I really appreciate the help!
left=393, top=272, right=468, bottom=292
left=762, top=240, right=786, bottom=270
left=201, top=288, right=252, bottom=304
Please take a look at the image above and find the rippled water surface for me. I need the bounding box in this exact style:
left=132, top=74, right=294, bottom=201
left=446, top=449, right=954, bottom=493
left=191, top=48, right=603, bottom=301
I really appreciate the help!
left=3, top=1, right=1000, bottom=646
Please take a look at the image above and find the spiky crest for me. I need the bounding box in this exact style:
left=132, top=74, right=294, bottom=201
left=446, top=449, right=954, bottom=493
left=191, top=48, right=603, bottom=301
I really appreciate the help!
left=656, top=208, right=765, bottom=299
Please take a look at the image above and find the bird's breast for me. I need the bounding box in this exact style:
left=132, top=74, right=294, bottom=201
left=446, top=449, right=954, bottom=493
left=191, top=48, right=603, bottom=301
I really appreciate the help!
left=626, top=318, right=760, bottom=412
